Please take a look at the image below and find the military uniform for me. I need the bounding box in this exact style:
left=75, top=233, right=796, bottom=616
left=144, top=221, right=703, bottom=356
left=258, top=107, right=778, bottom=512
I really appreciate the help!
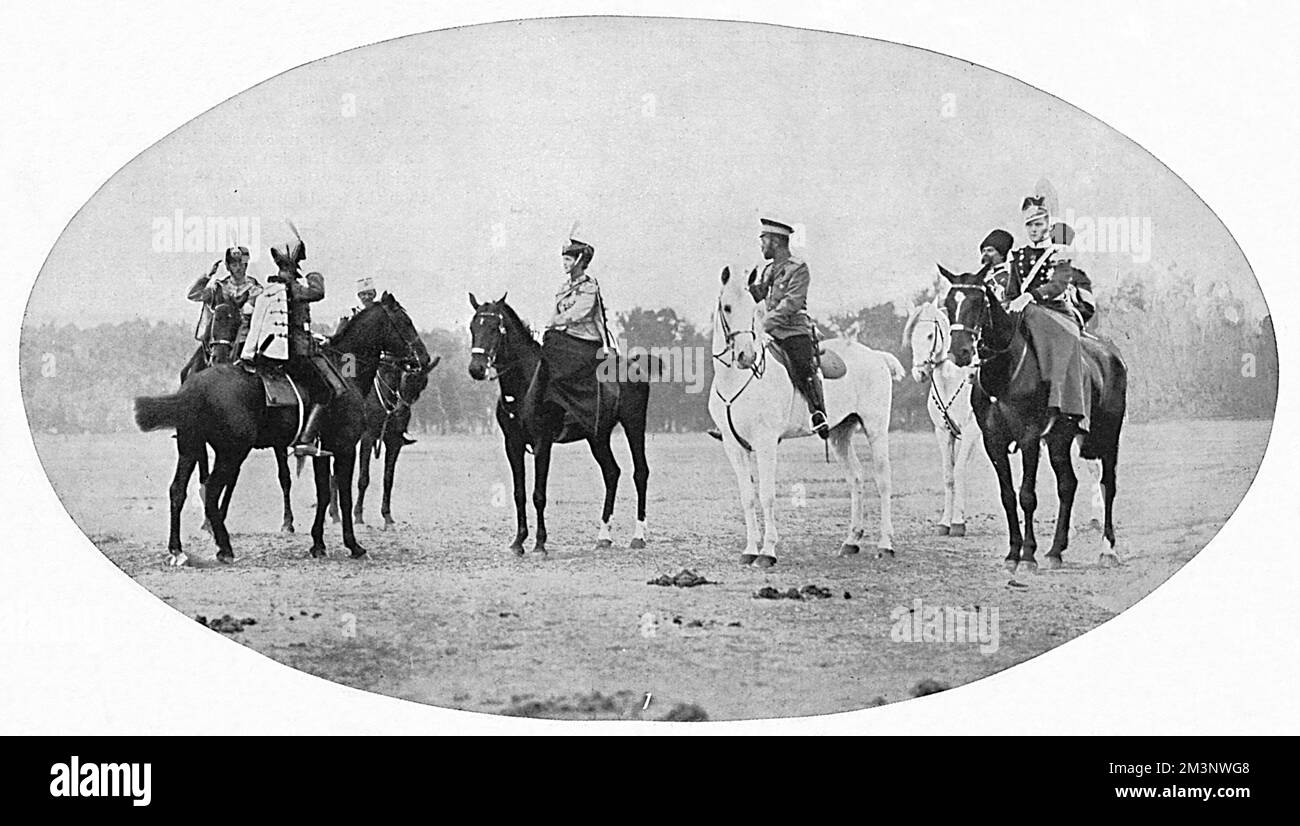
left=754, top=218, right=827, bottom=436
left=189, top=268, right=262, bottom=355
left=1005, top=212, right=1091, bottom=432
left=548, top=273, right=605, bottom=342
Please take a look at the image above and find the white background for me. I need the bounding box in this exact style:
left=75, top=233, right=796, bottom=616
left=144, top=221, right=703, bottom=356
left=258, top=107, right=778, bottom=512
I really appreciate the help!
left=1, top=0, right=1296, bottom=734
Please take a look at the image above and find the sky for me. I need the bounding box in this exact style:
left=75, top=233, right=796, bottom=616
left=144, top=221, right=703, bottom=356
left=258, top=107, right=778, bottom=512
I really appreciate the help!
left=24, top=17, right=1265, bottom=335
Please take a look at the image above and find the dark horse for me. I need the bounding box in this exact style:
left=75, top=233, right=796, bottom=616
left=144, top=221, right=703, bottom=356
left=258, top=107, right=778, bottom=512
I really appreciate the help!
left=135, top=293, right=428, bottom=564
left=177, top=301, right=300, bottom=535
left=943, top=268, right=1127, bottom=572
left=328, top=350, right=438, bottom=528
left=467, top=294, right=651, bottom=554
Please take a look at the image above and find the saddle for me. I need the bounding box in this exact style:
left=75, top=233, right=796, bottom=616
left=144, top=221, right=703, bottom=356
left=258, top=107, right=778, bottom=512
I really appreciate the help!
left=237, top=360, right=305, bottom=409
left=765, top=343, right=847, bottom=380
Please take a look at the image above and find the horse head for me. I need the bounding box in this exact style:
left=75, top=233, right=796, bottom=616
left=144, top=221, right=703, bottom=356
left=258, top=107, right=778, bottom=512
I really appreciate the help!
left=331, top=293, right=428, bottom=383
left=468, top=292, right=532, bottom=381
left=903, top=300, right=952, bottom=382
left=937, top=264, right=994, bottom=368
left=715, top=266, right=763, bottom=371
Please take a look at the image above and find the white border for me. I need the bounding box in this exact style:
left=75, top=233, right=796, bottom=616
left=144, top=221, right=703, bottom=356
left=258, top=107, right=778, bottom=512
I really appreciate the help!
left=2, top=0, right=1296, bottom=735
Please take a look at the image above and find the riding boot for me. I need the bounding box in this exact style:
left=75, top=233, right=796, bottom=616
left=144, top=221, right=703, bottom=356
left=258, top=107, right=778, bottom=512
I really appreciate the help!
left=806, top=373, right=830, bottom=439
left=401, top=433, right=418, bottom=446
left=293, top=403, right=333, bottom=458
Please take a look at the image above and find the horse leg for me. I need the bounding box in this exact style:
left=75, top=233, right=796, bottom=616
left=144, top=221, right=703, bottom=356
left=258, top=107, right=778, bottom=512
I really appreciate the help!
left=1017, top=433, right=1043, bottom=571
left=355, top=432, right=373, bottom=525
left=380, top=441, right=399, bottom=529
left=328, top=471, right=341, bottom=524
left=1073, top=438, right=1104, bottom=530
left=532, top=438, right=553, bottom=555
left=1098, top=446, right=1121, bottom=567
left=1044, top=432, right=1078, bottom=569
left=589, top=435, right=621, bottom=549
left=934, top=426, right=955, bottom=534
left=624, top=419, right=650, bottom=549
left=219, top=462, right=242, bottom=521
left=167, top=441, right=201, bottom=565
left=830, top=424, right=865, bottom=556
left=951, top=431, right=979, bottom=537
left=333, top=445, right=366, bottom=558
left=206, top=447, right=249, bottom=564
left=864, top=420, right=895, bottom=555
left=310, top=456, right=331, bottom=557
left=505, top=432, right=529, bottom=555
left=198, top=448, right=212, bottom=533
left=754, top=442, right=780, bottom=567
left=723, top=438, right=761, bottom=564
left=275, top=446, right=294, bottom=533
left=987, top=432, right=1023, bottom=571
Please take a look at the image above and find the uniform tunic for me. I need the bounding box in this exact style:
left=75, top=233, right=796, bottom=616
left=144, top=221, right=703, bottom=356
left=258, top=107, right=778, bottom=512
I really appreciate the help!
left=548, top=274, right=605, bottom=342
left=754, top=254, right=813, bottom=340
left=188, top=272, right=262, bottom=344
left=1004, top=245, right=1091, bottom=430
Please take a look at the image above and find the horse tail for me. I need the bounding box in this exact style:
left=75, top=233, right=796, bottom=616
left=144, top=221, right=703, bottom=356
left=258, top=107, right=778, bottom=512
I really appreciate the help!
left=134, top=392, right=197, bottom=433
left=879, top=351, right=906, bottom=382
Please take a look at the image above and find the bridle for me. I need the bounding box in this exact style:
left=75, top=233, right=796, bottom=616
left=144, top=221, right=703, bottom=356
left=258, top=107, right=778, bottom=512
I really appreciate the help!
left=712, top=296, right=766, bottom=378
left=470, top=307, right=518, bottom=380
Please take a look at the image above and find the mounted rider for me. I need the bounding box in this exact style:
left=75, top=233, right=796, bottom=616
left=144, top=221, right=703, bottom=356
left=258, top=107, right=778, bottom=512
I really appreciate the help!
left=249, top=230, right=348, bottom=458
left=188, top=245, right=262, bottom=362
left=1004, top=195, right=1091, bottom=434
left=751, top=217, right=829, bottom=439
left=532, top=234, right=616, bottom=435
left=977, top=229, right=1014, bottom=303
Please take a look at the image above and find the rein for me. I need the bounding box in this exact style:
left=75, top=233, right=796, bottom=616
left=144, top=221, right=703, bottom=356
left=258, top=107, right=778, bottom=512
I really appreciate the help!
left=711, top=297, right=771, bottom=452
left=471, top=308, right=525, bottom=381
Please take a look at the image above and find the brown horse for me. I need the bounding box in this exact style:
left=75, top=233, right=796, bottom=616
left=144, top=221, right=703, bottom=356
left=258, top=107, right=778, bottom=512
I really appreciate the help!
left=135, top=293, right=428, bottom=564
left=944, top=268, right=1127, bottom=572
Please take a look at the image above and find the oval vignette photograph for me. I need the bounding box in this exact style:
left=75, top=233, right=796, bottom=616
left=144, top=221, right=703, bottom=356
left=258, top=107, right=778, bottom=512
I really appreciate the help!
left=19, top=17, right=1276, bottom=722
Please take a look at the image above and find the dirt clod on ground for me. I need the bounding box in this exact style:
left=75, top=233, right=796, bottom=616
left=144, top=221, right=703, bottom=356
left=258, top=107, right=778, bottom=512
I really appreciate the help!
left=197, top=614, right=258, bottom=634
left=647, top=568, right=716, bottom=587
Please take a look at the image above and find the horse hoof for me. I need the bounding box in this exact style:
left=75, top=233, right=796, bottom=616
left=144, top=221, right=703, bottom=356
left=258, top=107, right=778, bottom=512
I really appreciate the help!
left=595, top=539, right=613, bottom=549
left=876, top=546, right=895, bottom=559
left=935, top=524, right=950, bottom=536
left=216, top=551, right=234, bottom=564
left=349, top=547, right=368, bottom=559
left=1044, top=555, right=1063, bottom=570
left=280, top=523, right=294, bottom=534
left=949, top=523, right=966, bottom=537
left=166, top=552, right=188, bottom=568
left=509, top=543, right=525, bottom=557
left=310, top=545, right=327, bottom=558
left=739, top=553, right=758, bottom=566
left=629, top=537, right=646, bottom=550
left=1098, top=552, right=1120, bottom=568
left=1022, top=559, right=1039, bottom=573
left=752, top=555, right=777, bottom=569
left=533, top=543, right=547, bottom=556
left=838, top=543, right=860, bottom=556
left=1004, top=559, right=1019, bottom=574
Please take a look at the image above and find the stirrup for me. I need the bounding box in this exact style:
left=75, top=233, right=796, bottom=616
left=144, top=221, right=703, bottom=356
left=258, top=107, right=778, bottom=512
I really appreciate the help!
left=811, top=411, right=830, bottom=439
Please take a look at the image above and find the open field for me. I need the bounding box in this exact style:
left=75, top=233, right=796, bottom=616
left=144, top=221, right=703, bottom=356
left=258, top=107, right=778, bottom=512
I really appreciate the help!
left=34, top=419, right=1270, bottom=720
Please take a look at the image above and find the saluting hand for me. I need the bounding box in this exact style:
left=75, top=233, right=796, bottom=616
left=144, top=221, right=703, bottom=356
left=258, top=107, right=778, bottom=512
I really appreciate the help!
left=208, top=259, right=221, bottom=277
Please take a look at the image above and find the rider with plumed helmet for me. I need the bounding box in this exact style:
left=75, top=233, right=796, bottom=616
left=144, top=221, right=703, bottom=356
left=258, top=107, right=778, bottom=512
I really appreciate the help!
left=188, top=245, right=262, bottom=361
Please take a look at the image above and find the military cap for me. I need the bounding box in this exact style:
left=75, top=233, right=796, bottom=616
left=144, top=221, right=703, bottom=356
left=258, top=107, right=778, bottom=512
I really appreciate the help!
left=980, top=229, right=1014, bottom=258
left=759, top=218, right=795, bottom=237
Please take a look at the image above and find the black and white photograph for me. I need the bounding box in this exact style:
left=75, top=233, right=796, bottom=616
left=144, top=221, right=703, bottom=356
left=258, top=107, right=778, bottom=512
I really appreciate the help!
left=2, top=1, right=1296, bottom=744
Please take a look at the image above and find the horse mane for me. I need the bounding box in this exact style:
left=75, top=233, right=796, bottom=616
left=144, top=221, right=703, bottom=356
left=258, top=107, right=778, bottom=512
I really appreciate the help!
left=496, top=299, right=540, bottom=352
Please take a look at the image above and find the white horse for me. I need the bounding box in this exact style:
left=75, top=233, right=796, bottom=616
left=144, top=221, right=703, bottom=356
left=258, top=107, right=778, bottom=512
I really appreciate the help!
left=903, top=299, right=982, bottom=535
left=708, top=266, right=903, bottom=567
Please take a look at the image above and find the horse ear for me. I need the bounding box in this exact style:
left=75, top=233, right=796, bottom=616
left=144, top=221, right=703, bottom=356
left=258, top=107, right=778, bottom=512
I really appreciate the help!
left=721, top=266, right=730, bottom=284
left=469, top=292, right=480, bottom=309
left=498, top=292, right=508, bottom=304
left=747, top=267, right=758, bottom=286
left=937, top=263, right=958, bottom=282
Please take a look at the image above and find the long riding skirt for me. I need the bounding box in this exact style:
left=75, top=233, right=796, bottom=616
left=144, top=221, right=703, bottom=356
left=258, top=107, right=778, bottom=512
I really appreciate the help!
left=539, top=329, right=612, bottom=435
left=1022, top=304, right=1090, bottom=431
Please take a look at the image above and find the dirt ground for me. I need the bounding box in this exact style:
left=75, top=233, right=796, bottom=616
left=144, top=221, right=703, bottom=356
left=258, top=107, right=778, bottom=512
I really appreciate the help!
left=33, top=419, right=1270, bottom=721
